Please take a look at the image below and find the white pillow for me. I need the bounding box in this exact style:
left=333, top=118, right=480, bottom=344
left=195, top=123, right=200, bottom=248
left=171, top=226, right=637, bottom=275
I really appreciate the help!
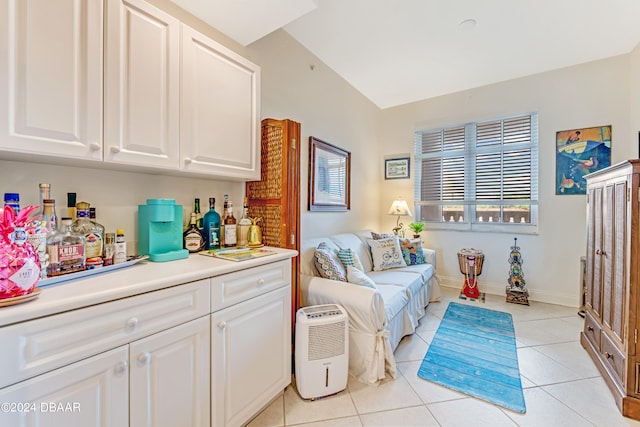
left=346, top=265, right=377, bottom=288
left=367, top=236, right=407, bottom=271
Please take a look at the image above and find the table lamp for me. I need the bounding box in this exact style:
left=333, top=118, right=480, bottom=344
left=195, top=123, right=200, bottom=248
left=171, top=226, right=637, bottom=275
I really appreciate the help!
left=388, top=200, right=412, bottom=236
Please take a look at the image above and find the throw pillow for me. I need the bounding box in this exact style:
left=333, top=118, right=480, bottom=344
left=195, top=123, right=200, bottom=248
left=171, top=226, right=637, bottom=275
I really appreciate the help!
left=313, top=242, right=347, bottom=282
left=367, top=236, right=407, bottom=271
left=400, top=238, right=426, bottom=265
left=371, top=231, right=395, bottom=240
left=346, top=265, right=377, bottom=289
left=337, top=248, right=364, bottom=271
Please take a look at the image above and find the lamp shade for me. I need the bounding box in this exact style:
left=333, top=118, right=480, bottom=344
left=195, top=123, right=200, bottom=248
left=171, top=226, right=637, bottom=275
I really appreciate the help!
left=388, top=200, right=412, bottom=217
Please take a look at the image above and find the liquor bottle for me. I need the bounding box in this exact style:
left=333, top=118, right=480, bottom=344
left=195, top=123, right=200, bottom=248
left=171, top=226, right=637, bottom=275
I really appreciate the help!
left=4, top=193, right=20, bottom=214
left=202, top=197, right=221, bottom=250
left=67, top=192, right=76, bottom=220
left=220, top=194, right=229, bottom=247
left=236, top=197, right=251, bottom=248
left=183, top=212, right=205, bottom=253
left=194, top=198, right=203, bottom=233
left=72, top=201, right=104, bottom=264
left=223, top=199, right=237, bottom=247
left=46, top=217, right=86, bottom=276
left=103, top=232, right=116, bottom=266
left=42, top=199, right=58, bottom=234
left=114, top=229, right=127, bottom=264
left=35, top=183, right=51, bottom=223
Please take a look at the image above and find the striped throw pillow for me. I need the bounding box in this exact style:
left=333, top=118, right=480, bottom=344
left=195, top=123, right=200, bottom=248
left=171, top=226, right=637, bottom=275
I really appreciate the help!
left=313, top=242, right=347, bottom=282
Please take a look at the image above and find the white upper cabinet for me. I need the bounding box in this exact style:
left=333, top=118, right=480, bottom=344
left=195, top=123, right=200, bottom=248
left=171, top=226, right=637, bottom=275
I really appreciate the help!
left=104, top=0, right=180, bottom=169
left=0, top=0, right=103, bottom=160
left=181, top=25, right=261, bottom=180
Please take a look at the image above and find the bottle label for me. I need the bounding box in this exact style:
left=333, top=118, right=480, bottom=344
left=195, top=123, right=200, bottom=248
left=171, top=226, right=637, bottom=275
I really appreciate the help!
left=47, top=244, right=85, bottom=275
left=185, top=231, right=204, bottom=252
left=224, top=224, right=237, bottom=246
left=207, top=226, right=220, bottom=248
left=85, top=232, right=103, bottom=259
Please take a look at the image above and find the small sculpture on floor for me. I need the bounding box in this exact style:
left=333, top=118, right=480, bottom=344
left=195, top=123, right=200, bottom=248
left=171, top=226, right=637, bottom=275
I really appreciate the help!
left=506, top=237, right=530, bottom=305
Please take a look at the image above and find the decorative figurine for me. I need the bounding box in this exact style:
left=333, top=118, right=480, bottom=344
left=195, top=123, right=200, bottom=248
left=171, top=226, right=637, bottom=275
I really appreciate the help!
left=506, top=237, right=529, bottom=305
left=457, top=248, right=484, bottom=300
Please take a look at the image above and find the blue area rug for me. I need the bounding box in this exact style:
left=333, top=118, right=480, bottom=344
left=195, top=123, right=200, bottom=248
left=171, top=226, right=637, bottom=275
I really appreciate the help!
left=418, top=302, right=526, bottom=413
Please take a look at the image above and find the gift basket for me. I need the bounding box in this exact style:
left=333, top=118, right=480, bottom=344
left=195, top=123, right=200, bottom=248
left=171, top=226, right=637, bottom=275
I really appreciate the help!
left=0, top=205, right=42, bottom=305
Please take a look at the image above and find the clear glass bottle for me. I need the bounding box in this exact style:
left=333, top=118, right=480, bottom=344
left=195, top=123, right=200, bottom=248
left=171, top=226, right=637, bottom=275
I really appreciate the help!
left=35, top=183, right=51, bottom=222
left=220, top=194, right=228, bottom=247
left=114, top=229, right=127, bottom=264
left=183, top=212, right=205, bottom=253
left=46, top=217, right=86, bottom=276
left=72, top=201, right=104, bottom=262
left=236, top=197, right=251, bottom=248
left=202, top=197, right=221, bottom=250
left=103, top=232, right=116, bottom=266
left=42, top=199, right=58, bottom=234
left=223, top=199, right=237, bottom=248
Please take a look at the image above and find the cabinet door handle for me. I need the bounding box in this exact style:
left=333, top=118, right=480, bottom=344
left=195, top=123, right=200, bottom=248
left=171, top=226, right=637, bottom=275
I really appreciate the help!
left=137, top=352, right=150, bottom=365
left=217, top=321, right=226, bottom=329
left=126, top=317, right=139, bottom=330
left=184, top=157, right=192, bottom=164
left=605, top=352, right=613, bottom=359
left=114, top=361, right=128, bottom=375
left=587, top=326, right=594, bottom=332
left=596, top=249, right=601, bottom=255
left=257, top=279, right=265, bottom=286
left=90, top=143, right=101, bottom=151
left=110, top=146, right=120, bottom=154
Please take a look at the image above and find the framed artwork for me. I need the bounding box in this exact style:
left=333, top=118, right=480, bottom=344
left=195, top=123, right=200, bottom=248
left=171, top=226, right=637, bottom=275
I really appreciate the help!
left=309, top=137, right=351, bottom=211
left=556, top=125, right=611, bottom=195
left=385, top=157, right=410, bottom=179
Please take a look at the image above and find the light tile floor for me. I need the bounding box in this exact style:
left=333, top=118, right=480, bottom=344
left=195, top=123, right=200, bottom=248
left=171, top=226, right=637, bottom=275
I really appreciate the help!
left=247, top=287, right=640, bottom=426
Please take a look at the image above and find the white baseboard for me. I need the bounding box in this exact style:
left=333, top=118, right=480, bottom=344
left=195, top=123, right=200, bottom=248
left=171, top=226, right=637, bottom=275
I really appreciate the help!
left=437, top=274, right=580, bottom=308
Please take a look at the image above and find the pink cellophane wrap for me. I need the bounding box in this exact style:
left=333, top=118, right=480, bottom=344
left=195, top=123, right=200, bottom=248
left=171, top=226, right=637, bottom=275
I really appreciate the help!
left=0, top=205, right=41, bottom=299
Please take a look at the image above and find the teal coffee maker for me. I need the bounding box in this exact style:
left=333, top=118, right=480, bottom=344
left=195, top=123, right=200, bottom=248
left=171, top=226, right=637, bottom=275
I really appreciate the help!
left=138, top=198, right=188, bottom=262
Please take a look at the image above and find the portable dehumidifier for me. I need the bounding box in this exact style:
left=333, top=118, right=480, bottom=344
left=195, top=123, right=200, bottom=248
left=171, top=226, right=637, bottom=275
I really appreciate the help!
left=295, top=304, right=349, bottom=400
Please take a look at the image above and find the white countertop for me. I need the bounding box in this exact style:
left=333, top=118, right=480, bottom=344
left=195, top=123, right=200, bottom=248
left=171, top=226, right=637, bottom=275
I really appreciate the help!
left=0, top=247, right=297, bottom=327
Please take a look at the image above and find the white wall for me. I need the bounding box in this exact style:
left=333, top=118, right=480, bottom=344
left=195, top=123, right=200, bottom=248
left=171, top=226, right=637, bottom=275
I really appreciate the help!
left=379, top=54, right=636, bottom=306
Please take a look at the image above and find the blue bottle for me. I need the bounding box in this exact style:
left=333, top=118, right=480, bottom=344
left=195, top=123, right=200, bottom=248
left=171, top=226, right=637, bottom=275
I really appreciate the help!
left=202, top=197, right=221, bottom=249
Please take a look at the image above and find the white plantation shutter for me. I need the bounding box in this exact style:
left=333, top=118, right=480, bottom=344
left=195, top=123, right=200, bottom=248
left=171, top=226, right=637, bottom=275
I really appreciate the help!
left=414, top=113, right=538, bottom=229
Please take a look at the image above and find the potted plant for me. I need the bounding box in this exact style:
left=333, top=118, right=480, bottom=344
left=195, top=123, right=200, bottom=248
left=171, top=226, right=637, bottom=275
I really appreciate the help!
left=408, top=222, right=424, bottom=238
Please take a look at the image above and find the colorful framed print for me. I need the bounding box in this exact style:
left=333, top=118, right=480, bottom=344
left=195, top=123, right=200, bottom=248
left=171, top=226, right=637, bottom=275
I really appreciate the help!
left=556, top=125, right=611, bottom=195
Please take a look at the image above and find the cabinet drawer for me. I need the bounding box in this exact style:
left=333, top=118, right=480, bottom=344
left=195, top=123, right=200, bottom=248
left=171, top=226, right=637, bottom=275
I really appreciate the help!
left=584, top=311, right=602, bottom=350
left=211, top=260, right=290, bottom=311
left=601, top=332, right=626, bottom=385
left=0, top=279, right=210, bottom=388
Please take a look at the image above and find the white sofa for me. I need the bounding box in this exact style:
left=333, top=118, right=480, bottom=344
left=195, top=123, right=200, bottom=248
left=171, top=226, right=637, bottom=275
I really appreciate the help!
left=299, top=230, right=440, bottom=385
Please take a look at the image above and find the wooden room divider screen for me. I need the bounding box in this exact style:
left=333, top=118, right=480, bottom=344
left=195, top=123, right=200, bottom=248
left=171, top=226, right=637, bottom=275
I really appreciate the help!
left=246, top=118, right=301, bottom=339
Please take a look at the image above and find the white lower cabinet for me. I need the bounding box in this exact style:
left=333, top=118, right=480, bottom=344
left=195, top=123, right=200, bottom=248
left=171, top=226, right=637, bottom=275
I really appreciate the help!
left=131, top=316, right=210, bottom=427
left=0, top=257, right=293, bottom=427
left=0, top=346, right=129, bottom=426
left=211, top=286, right=291, bottom=427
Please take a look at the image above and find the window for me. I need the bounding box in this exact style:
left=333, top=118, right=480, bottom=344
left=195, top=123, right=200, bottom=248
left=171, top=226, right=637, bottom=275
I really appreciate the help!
left=414, top=113, right=538, bottom=233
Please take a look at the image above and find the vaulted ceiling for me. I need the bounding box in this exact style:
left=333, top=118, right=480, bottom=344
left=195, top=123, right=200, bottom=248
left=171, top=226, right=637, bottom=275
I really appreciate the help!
left=171, top=0, right=640, bottom=109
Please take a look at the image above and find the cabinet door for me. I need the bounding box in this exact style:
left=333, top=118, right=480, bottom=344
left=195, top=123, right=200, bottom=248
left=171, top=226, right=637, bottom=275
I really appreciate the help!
left=212, top=286, right=291, bottom=427
left=181, top=24, right=261, bottom=180
left=0, top=346, right=128, bottom=427
left=586, top=185, right=603, bottom=320
left=104, top=0, right=180, bottom=169
left=130, top=316, right=210, bottom=427
left=0, top=0, right=103, bottom=160
left=602, top=180, right=629, bottom=348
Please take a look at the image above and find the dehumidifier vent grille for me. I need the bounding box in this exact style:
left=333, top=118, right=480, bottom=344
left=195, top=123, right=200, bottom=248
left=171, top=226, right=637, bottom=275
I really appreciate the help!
left=308, top=321, right=346, bottom=361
